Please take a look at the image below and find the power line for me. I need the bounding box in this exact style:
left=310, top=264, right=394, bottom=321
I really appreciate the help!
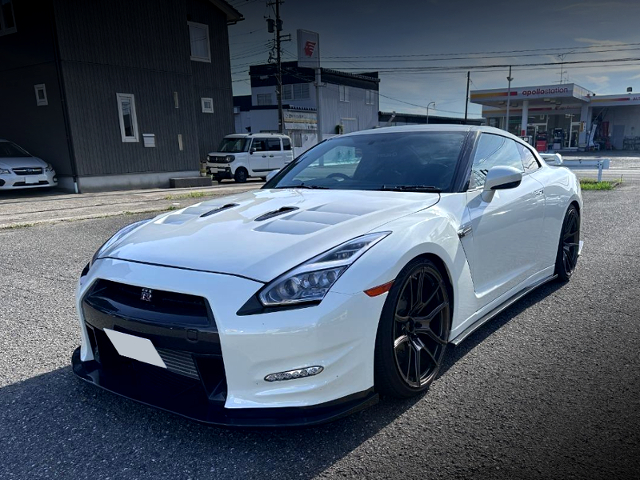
left=333, top=56, right=640, bottom=73
left=321, top=42, right=640, bottom=60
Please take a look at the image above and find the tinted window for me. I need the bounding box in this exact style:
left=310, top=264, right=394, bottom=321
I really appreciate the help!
left=517, top=143, right=541, bottom=173
left=252, top=139, right=267, bottom=152
left=469, top=134, right=524, bottom=190
left=266, top=138, right=281, bottom=151
left=267, top=132, right=466, bottom=192
left=283, top=138, right=292, bottom=151
left=0, top=142, right=31, bottom=158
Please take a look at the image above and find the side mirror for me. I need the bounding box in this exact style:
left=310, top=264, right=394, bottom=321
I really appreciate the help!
left=266, top=169, right=280, bottom=182
left=539, top=153, right=563, bottom=166
left=482, top=166, right=522, bottom=201
left=250, top=148, right=256, bottom=155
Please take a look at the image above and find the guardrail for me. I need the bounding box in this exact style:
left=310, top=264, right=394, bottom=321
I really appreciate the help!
left=562, top=158, right=610, bottom=182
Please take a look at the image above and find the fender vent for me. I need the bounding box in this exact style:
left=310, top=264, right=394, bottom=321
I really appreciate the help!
left=255, top=206, right=299, bottom=222
left=200, top=203, right=238, bottom=218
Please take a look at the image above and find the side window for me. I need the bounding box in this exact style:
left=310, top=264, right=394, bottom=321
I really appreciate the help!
left=469, top=134, right=524, bottom=190
left=517, top=143, right=541, bottom=173
left=266, top=138, right=281, bottom=152
left=252, top=139, right=267, bottom=152
left=282, top=138, right=292, bottom=151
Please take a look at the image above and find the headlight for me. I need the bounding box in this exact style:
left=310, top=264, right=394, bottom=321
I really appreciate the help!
left=258, top=231, right=390, bottom=307
left=45, top=163, right=54, bottom=172
left=90, top=219, right=151, bottom=267
left=0, top=168, right=10, bottom=175
left=225, top=155, right=235, bottom=162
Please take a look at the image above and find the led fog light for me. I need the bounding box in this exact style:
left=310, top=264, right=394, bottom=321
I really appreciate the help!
left=264, top=366, right=324, bottom=382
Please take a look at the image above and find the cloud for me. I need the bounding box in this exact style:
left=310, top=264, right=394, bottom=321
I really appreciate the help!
left=586, top=75, right=610, bottom=88
left=557, top=1, right=636, bottom=12
left=574, top=37, right=630, bottom=46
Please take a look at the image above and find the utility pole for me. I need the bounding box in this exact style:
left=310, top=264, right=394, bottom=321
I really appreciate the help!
left=267, top=0, right=290, bottom=133
left=506, top=66, right=513, bottom=133
left=464, top=71, right=470, bottom=123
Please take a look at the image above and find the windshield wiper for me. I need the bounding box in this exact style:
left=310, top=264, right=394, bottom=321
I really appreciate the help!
left=275, top=183, right=330, bottom=189
left=379, top=185, right=442, bottom=193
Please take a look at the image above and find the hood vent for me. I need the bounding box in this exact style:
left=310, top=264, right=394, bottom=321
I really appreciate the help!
left=200, top=203, right=238, bottom=218
left=255, top=206, right=299, bottom=222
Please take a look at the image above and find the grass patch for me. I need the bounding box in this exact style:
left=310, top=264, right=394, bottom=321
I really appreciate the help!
left=0, top=222, right=36, bottom=230
left=580, top=179, right=616, bottom=190
left=164, top=191, right=210, bottom=200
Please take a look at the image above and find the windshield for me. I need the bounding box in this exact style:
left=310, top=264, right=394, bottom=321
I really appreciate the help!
left=0, top=142, right=31, bottom=158
left=265, top=131, right=466, bottom=192
left=217, top=137, right=249, bottom=153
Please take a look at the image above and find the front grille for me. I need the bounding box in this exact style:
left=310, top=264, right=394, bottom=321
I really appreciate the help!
left=157, top=348, right=199, bottom=379
left=87, top=326, right=227, bottom=403
left=208, top=155, right=229, bottom=163
left=86, top=279, right=211, bottom=327
left=13, top=167, right=43, bottom=175
left=13, top=181, right=49, bottom=186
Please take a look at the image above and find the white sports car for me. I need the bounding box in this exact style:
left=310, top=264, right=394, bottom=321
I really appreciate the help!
left=72, top=125, right=583, bottom=426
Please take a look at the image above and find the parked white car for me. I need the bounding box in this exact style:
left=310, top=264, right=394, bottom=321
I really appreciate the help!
left=205, top=133, right=294, bottom=183
left=73, top=125, right=583, bottom=426
left=0, top=140, right=57, bottom=190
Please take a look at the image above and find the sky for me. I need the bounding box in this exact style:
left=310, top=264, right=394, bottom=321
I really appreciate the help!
left=227, top=0, right=640, bottom=118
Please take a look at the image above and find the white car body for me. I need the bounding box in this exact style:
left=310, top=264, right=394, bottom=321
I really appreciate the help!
left=73, top=126, right=582, bottom=426
left=205, top=133, right=294, bottom=182
left=0, top=140, right=57, bottom=190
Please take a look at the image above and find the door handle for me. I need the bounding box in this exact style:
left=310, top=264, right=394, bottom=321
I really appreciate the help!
left=269, top=155, right=274, bottom=157
left=458, top=224, right=472, bottom=238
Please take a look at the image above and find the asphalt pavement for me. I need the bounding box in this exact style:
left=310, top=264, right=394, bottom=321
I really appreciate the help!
left=0, top=185, right=639, bottom=479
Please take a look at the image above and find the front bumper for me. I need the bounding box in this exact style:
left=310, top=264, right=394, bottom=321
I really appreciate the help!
left=73, top=258, right=385, bottom=426
left=0, top=171, right=57, bottom=189
left=205, top=163, right=232, bottom=180
left=72, top=348, right=377, bottom=427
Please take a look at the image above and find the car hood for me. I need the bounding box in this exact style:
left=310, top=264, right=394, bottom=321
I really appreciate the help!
left=0, top=156, right=46, bottom=169
left=103, top=189, right=439, bottom=282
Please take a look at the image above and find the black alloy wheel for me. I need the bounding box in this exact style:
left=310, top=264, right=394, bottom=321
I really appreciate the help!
left=234, top=168, right=248, bottom=183
left=555, top=205, right=580, bottom=281
left=375, top=258, right=451, bottom=398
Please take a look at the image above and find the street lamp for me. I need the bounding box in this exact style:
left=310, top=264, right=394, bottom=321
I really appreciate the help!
left=426, top=101, right=436, bottom=124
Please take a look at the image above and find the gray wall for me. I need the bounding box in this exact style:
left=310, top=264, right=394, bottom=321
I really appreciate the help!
left=0, top=0, right=73, bottom=177
left=53, top=0, right=200, bottom=177
left=186, top=0, right=236, bottom=160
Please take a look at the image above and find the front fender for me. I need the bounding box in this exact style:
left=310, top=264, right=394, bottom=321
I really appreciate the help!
left=332, top=194, right=476, bottom=332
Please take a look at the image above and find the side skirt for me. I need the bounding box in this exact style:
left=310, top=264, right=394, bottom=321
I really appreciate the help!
left=449, top=274, right=557, bottom=346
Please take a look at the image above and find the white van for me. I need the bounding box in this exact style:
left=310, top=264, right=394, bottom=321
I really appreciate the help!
left=205, top=133, right=294, bottom=183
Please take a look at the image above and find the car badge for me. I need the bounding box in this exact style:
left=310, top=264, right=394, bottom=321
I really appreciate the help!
left=140, top=288, right=153, bottom=302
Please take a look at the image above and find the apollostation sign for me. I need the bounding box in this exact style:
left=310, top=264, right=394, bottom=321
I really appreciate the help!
left=470, top=83, right=594, bottom=103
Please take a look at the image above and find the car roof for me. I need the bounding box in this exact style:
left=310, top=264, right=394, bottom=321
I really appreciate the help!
left=343, top=124, right=522, bottom=141
left=225, top=133, right=290, bottom=138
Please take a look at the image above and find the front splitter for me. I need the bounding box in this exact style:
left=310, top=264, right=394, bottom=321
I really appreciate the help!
left=71, top=347, right=378, bottom=427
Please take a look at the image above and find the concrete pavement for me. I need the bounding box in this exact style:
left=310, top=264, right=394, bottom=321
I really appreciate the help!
left=0, top=180, right=263, bottom=229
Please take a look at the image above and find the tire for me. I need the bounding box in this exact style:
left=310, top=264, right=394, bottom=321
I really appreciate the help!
left=374, top=258, right=452, bottom=398
left=555, top=205, right=580, bottom=282
left=234, top=168, right=248, bottom=183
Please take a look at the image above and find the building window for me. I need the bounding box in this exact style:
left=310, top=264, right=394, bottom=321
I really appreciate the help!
left=257, top=93, right=272, bottom=106
left=365, top=90, right=376, bottom=105
left=34, top=84, right=48, bottom=106
left=0, top=0, right=17, bottom=36
left=116, top=93, right=139, bottom=143
left=188, top=22, right=211, bottom=63
left=173, top=92, right=179, bottom=109
left=201, top=97, right=214, bottom=113
left=283, top=84, right=310, bottom=101
left=339, top=85, right=349, bottom=102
